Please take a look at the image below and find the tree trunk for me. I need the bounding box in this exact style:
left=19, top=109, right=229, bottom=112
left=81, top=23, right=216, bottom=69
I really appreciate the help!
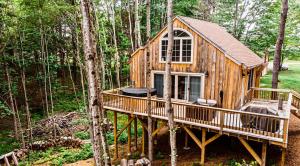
left=165, top=0, right=177, bottom=165
left=272, top=0, right=288, bottom=89
left=14, top=98, right=25, bottom=148
left=134, top=0, right=142, bottom=48
left=127, top=0, right=134, bottom=52
left=74, top=7, right=87, bottom=108
left=108, top=0, right=121, bottom=88
left=80, top=0, right=111, bottom=165
left=233, top=0, right=239, bottom=37
left=19, top=33, right=33, bottom=143
left=146, top=0, right=153, bottom=164
left=5, top=64, right=19, bottom=139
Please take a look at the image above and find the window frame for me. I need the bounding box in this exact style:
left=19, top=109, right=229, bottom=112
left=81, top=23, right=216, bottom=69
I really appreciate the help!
left=151, top=70, right=205, bottom=102
left=159, top=28, right=194, bottom=64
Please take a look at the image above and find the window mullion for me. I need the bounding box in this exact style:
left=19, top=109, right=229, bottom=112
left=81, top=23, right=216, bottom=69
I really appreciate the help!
left=180, top=39, right=183, bottom=62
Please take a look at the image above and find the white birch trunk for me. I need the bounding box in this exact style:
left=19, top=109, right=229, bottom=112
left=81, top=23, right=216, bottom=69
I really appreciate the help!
left=80, top=0, right=111, bottom=165
left=165, top=0, right=177, bottom=165
left=134, top=0, right=142, bottom=48
left=146, top=0, right=153, bottom=164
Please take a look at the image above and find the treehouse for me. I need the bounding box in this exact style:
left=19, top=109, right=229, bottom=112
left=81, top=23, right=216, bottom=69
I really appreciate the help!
left=103, top=16, right=300, bottom=165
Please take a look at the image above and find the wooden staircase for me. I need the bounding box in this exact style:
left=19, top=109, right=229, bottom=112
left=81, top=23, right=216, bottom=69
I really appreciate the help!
left=291, top=91, right=300, bottom=118
left=0, top=152, right=19, bottom=166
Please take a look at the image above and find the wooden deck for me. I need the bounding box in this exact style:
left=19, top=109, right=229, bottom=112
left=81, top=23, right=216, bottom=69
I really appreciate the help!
left=103, top=88, right=300, bottom=147
left=103, top=88, right=300, bottom=146
left=103, top=87, right=300, bottom=165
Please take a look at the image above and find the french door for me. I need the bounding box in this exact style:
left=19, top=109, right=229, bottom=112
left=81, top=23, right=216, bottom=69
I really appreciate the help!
left=153, top=72, right=204, bottom=102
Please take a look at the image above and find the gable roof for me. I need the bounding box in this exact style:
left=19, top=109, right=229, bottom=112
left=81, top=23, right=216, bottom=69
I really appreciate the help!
left=177, top=16, right=263, bottom=67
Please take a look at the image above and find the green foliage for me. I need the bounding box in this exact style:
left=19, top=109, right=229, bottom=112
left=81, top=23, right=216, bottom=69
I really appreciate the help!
left=130, top=151, right=141, bottom=159
left=155, top=151, right=164, bottom=159
left=0, top=100, right=12, bottom=118
left=74, top=131, right=90, bottom=140
left=0, top=130, right=20, bottom=155
left=52, top=86, right=86, bottom=113
left=71, top=117, right=89, bottom=126
left=227, top=159, right=258, bottom=166
left=191, top=162, right=200, bottom=166
left=20, top=144, right=93, bottom=166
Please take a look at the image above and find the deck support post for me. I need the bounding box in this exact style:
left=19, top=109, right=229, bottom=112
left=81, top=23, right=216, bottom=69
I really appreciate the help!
left=141, top=124, right=146, bottom=157
left=127, top=114, right=132, bottom=156
left=261, top=143, right=267, bottom=166
left=238, top=137, right=263, bottom=165
left=281, top=148, right=286, bottom=166
left=201, top=129, right=206, bottom=165
left=113, top=112, right=118, bottom=160
left=182, top=126, right=221, bottom=165
left=154, top=120, right=158, bottom=145
left=183, top=131, right=190, bottom=150
left=134, top=117, right=138, bottom=151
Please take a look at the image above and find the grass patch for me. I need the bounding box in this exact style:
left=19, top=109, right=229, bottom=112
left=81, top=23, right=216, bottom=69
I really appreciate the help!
left=260, top=61, right=300, bottom=92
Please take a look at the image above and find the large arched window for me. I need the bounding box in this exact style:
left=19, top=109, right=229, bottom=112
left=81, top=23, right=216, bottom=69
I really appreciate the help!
left=160, top=29, right=193, bottom=63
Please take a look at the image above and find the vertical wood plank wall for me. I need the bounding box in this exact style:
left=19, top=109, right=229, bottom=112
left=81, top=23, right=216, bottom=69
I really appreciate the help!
left=129, top=19, right=262, bottom=110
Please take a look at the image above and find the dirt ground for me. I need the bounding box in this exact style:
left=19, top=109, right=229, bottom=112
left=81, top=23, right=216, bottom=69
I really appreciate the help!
left=65, top=115, right=300, bottom=166
left=285, top=114, right=300, bottom=166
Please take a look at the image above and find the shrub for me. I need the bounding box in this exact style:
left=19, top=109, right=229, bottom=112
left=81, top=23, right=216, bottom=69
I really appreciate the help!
left=74, top=131, right=90, bottom=140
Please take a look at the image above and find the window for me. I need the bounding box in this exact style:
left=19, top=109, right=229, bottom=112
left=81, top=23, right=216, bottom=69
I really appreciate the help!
left=154, top=74, right=164, bottom=98
left=160, top=29, right=193, bottom=63
left=153, top=72, right=204, bottom=102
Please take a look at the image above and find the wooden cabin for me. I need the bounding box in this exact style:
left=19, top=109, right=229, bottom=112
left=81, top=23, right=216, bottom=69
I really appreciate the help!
left=130, top=16, right=265, bottom=110
left=103, top=16, right=300, bottom=166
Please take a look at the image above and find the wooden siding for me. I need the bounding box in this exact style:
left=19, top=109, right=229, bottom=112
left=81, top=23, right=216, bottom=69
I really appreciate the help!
left=130, top=18, right=262, bottom=109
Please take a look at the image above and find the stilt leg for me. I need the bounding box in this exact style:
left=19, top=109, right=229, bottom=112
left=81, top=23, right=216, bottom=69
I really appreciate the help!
left=281, top=148, right=286, bottom=166
left=261, top=143, right=267, bottom=166
left=154, top=120, right=158, bottom=145
left=184, top=131, right=190, bottom=150
left=201, top=129, right=206, bottom=165
left=113, top=112, right=118, bottom=159
left=127, top=115, right=132, bottom=156
left=134, top=117, right=138, bottom=151
left=141, top=124, right=145, bottom=157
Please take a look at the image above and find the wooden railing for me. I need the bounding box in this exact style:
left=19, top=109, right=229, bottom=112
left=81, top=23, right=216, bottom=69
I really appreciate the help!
left=103, top=89, right=290, bottom=143
left=291, top=91, right=300, bottom=111
left=247, top=87, right=300, bottom=111
left=249, top=87, right=291, bottom=101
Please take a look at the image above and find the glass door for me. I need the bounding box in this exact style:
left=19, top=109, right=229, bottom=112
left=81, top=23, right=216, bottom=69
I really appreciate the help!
left=178, top=76, right=188, bottom=100
left=189, top=76, right=201, bottom=102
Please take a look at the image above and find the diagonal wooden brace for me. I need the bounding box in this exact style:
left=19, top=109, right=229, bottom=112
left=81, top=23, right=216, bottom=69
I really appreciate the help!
left=238, top=137, right=263, bottom=165
left=152, top=122, right=167, bottom=137
left=182, top=126, right=202, bottom=149
left=204, top=134, right=221, bottom=146
left=116, top=117, right=134, bottom=139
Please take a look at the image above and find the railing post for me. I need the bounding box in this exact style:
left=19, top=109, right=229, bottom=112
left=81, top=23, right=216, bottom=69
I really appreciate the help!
left=283, top=119, right=288, bottom=145
left=219, top=111, right=224, bottom=134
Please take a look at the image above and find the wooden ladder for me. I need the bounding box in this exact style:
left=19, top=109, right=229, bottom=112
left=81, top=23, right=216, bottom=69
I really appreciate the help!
left=0, top=152, right=19, bottom=166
